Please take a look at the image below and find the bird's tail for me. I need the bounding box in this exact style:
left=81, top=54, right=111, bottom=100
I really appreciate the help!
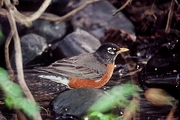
left=38, top=74, right=69, bottom=86
left=25, top=68, right=70, bottom=87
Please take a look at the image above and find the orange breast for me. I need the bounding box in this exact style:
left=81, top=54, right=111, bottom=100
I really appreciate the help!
left=68, top=64, right=115, bottom=88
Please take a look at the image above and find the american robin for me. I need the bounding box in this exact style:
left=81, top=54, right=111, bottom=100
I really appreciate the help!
left=36, top=43, right=129, bottom=88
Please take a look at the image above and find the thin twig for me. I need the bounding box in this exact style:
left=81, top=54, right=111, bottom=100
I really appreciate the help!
left=3, top=0, right=101, bottom=25
left=10, top=11, right=32, bottom=101
left=121, top=53, right=139, bottom=84
left=165, top=0, right=175, bottom=33
left=121, top=53, right=140, bottom=119
left=12, top=7, right=32, bottom=27
left=113, top=0, right=132, bottom=16
left=40, top=107, right=51, bottom=116
left=166, top=100, right=178, bottom=120
left=1, top=6, right=31, bottom=120
left=0, top=8, right=9, bottom=17
left=5, top=11, right=15, bottom=81
left=1, top=8, right=15, bottom=81
left=22, top=12, right=64, bottom=22
left=4, top=0, right=35, bottom=103
left=9, top=10, right=42, bottom=120
left=4, top=0, right=32, bottom=27
left=123, top=96, right=140, bottom=120
left=15, top=109, right=27, bottom=120
left=28, top=0, right=52, bottom=21
left=22, top=0, right=101, bottom=22
left=175, top=0, right=178, bottom=5
left=57, top=0, right=101, bottom=23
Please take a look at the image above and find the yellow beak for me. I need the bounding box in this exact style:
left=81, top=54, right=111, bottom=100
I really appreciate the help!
left=116, top=48, right=129, bottom=54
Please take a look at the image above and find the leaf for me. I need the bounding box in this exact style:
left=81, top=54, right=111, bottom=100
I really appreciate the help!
left=144, top=88, right=175, bottom=106
left=0, top=67, right=40, bottom=119
left=85, top=83, right=141, bottom=120
left=88, top=84, right=141, bottom=113
left=87, top=111, right=123, bottom=120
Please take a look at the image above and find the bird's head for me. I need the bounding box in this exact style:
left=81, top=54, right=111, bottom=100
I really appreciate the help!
left=94, top=43, right=129, bottom=64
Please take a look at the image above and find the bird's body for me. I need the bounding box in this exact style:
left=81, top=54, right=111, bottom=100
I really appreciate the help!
left=36, top=43, right=128, bottom=88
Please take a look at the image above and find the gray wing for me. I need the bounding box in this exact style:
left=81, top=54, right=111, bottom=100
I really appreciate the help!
left=36, top=53, right=107, bottom=80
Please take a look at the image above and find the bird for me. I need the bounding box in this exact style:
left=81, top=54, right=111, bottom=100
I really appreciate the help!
left=35, top=43, right=129, bottom=88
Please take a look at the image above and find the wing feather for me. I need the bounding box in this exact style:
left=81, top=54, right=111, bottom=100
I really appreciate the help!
left=36, top=53, right=106, bottom=80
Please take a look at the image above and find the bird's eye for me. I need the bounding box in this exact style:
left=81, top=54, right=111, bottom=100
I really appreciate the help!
left=107, top=47, right=116, bottom=54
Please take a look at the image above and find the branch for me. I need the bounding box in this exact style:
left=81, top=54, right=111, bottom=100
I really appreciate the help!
left=3, top=0, right=42, bottom=119
left=166, top=100, right=178, bottom=120
left=0, top=8, right=15, bottom=81
left=8, top=10, right=42, bottom=120
left=4, top=0, right=32, bottom=27
left=165, top=0, right=175, bottom=33
left=22, top=0, right=102, bottom=22
left=28, top=0, right=52, bottom=21
left=113, top=0, right=132, bottom=16
left=56, top=0, right=102, bottom=23
left=4, top=0, right=52, bottom=27
left=121, top=52, right=140, bottom=119
left=5, top=15, right=15, bottom=81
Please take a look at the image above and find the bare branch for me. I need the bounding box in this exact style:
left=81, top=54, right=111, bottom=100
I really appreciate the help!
left=0, top=8, right=8, bottom=16
left=0, top=8, right=15, bottom=81
left=4, top=0, right=42, bottom=119
left=56, top=0, right=101, bottom=23
left=4, top=0, right=32, bottom=27
left=23, top=0, right=102, bottom=22
left=5, top=16, right=15, bottom=81
left=113, top=0, right=133, bottom=16
left=166, top=101, right=178, bottom=120
left=28, top=0, right=52, bottom=21
left=12, top=7, right=32, bottom=27
left=165, top=0, right=175, bottom=33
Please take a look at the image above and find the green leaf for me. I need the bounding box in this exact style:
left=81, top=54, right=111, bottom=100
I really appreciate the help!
left=85, top=111, right=123, bottom=120
left=88, top=84, right=141, bottom=113
left=85, top=83, right=141, bottom=120
left=0, top=67, right=40, bottom=119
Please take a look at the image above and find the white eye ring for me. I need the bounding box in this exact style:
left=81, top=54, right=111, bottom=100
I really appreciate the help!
left=113, top=48, right=117, bottom=51
left=107, top=47, right=115, bottom=54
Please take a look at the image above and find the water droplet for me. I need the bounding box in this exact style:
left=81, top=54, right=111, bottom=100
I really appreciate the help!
left=137, top=52, right=141, bottom=56
left=48, top=44, right=52, bottom=47
left=136, top=65, right=140, bottom=69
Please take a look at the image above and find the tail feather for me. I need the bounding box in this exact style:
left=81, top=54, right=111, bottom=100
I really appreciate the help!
left=38, top=75, right=69, bottom=86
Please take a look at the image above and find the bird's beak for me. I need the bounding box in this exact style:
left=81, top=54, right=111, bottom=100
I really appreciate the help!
left=116, top=48, right=129, bottom=54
